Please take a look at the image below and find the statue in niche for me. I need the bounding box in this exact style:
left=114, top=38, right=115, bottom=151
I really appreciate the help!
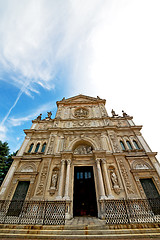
left=74, top=108, right=88, bottom=118
left=110, top=170, right=120, bottom=195
left=51, top=173, right=58, bottom=189
left=50, top=169, right=59, bottom=192
left=74, top=145, right=93, bottom=154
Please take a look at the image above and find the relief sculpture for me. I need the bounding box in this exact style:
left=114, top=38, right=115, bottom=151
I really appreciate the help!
left=74, top=108, right=88, bottom=118
left=110, top=170, right=121, bottom=195
left=74, top=145, right=93, bottom=154
left=110, top=133, right=121, bottom=152
left=47, top=135, right=55, bottom=154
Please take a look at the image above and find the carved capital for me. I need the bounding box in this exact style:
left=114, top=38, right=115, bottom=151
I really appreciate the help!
left=61, top=159, right=66, bottom=165
left=96, top=158, right=101, bottom=164
left=101, top=159, right=106, bottom=164
left=66, top=159, right=71, bottom=165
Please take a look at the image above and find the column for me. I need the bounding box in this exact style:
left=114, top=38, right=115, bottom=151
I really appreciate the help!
left=101, top=159, right=114, bottom=199
left=56, top=159, right=66, bottom=199
left=64, top=160, right=71, bottom=200
left=96, top=159, right=107, bottom=200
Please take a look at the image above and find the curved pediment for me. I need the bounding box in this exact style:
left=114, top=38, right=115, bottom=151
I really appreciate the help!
left=132, top=160, right=152, bottom=170
left=74, top=144, right=93, bottom=154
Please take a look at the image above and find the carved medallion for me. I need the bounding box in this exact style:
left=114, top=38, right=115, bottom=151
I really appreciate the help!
left=74, top=108, right=89, bottom=118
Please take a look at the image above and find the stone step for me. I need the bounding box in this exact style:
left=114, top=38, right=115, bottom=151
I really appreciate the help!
left=0, top=232, right=160, bottom=239
left=1, top=227, right=160, bottom=235
left=0, top=225, right=160, bottom=239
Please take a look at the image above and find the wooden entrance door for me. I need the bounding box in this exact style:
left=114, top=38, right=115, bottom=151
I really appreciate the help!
left=140, top=178, right=159, bottom=199
left=7, top=181, right=30, bottom=216
left=73, top=166, right=97, bottom=216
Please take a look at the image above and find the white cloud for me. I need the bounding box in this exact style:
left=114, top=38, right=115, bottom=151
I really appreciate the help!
left=0, top=0, right=103, bottom=95
left=8, top=101, right=55, bottom=126
left=69, top=0, right=160, bottom=159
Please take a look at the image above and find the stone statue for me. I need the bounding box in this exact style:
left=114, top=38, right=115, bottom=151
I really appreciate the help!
left=111, top=109, right=118, bottom=117
left=110, top=170, right=120, bottom=195
left=122, top=110, right=129, bottom=117
left=36, top=113, right=42, bottom=121
left=47, top=111, right=52, bottom=118
left=51, top=172, right=58, bottom=189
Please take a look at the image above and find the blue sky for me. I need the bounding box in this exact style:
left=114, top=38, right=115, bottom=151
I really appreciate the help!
left=0, top=0, right=160, bottom=159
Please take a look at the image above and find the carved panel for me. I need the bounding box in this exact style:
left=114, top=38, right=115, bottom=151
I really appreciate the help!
left=36, top=161, right=49, bottom=196
left=47, top=135, right=55, bottom=154
left=109, top=132, right=121, bottom=152
left=117, top=157, right=134, bottom=195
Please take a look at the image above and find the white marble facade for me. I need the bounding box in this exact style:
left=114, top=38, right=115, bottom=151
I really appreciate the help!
left=0, top=94, right=160, bottom=219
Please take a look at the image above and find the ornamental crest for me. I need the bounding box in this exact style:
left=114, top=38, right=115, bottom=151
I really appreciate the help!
left=74, top=108, right=89, bottom=118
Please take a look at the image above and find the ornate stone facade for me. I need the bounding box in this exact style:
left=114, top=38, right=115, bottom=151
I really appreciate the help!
left=0, top=94, right=160, bottom=219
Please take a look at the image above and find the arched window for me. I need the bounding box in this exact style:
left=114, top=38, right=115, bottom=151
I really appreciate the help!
left=126, top=141, right=133, bottom=150
left=133, top=140, right=140, bottom=149
left=35, top=143, right=40, bottom=153
left=41, top=143, right=46, bottom=153
left=120, top=141, right=126, bottom=150
left=28, top=143, right=34, bottom=153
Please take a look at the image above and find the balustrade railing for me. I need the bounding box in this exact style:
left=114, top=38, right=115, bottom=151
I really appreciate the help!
left=0, top=200, right=66, bottom=225
left=104, top=198, right=160, bottom=224
left=0, top=199, right=160, bottom=225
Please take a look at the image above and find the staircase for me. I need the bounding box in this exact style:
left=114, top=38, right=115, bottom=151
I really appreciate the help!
left=0, top=217, right=160, bottom=239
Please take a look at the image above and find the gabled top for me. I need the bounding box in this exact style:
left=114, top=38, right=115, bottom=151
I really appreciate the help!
left=56, top=94, right=106, bottom=106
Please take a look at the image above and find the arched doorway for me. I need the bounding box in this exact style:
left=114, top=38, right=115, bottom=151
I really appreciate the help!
left=73, top=166, right=97, bottom=217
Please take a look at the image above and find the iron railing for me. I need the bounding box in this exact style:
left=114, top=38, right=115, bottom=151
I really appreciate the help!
left=105, top=198, right=160, bottom=224
left=0, top=199, right=160, bottom=225
left=0, top=200, right=66, bottom=225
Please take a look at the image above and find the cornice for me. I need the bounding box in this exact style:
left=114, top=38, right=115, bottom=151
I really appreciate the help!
left=56, top=94, right=106, bottom=106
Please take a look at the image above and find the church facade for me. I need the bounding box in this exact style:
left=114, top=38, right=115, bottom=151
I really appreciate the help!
left=0, top=94, right=160, bottom=220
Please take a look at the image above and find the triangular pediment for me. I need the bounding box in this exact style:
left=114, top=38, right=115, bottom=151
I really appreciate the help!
left=57, top=94, right=104, bottom=104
